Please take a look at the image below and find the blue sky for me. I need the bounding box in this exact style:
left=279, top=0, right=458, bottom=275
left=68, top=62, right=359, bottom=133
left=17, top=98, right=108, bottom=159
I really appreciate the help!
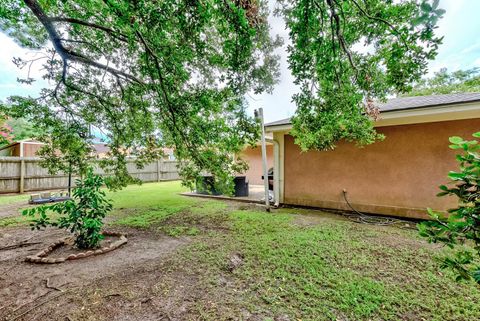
left=1, top=0, right=480, bottom=122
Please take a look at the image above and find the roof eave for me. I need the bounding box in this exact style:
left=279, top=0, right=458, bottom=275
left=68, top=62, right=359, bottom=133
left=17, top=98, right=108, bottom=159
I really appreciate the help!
left=265, top=100, right=480, bottom=133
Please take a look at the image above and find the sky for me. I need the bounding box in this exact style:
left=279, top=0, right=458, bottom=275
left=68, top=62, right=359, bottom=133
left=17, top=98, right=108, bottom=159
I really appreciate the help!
left=1, top=1, right=480, bottom=123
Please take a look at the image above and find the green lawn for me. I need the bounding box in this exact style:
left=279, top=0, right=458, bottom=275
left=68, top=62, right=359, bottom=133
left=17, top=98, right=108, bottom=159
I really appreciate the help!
left=107, top=181, right=480, bottom=320
left=109, top=181, right=199, bottom=229
left=2, top=181, right=479, bottom=320
left=0, top=193, right=29, bottom=206
left=170, top=208, right=480, bottom=321
left=0, top=193, right=30, bottom=227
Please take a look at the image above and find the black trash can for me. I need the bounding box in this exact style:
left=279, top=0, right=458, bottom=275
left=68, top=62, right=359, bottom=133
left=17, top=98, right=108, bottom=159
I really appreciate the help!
left=195, top=176, right=221, bottom=195
left=233, top=176, right=249, bottom=197
left=196, top=176, right=249, bottom=197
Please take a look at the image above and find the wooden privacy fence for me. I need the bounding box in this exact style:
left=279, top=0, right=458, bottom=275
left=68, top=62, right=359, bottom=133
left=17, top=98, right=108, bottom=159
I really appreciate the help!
left=0, top=157, right=180, bottom=194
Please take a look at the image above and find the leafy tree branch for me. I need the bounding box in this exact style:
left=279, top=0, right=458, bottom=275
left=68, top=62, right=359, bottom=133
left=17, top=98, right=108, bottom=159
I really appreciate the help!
left=0, top=0, right=443, bottom=191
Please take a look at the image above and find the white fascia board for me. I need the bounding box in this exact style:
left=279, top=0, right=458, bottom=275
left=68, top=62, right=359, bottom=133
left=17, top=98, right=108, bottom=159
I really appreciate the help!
left=265, top=102, right=480, bottom=133
left=265, top=124, right=293, bottom=133
left=374, top=102, right=480, bottom=127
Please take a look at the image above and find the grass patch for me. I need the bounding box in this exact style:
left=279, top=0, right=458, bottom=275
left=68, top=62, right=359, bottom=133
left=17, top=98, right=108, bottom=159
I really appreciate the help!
left=0, top=194, right=29, bottom=206
left=170, top=208, right=480, bottom=321
left=109, top=181, right=197, bottom=228
left=114, top=205, right=184, bottom=228
left=0, top=209, right=65, bottom=228
left=163, top=226, right=200, bottom=237
left=108, top=181, right=193, bottom=211
left=109, top=182, right=228, bottom=230
left=228, top=211, right=390, bottom=319
left=0, top=215, right=28, bottom=227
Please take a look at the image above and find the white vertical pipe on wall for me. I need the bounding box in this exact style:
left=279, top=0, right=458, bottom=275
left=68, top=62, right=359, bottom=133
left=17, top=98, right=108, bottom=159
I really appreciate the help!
left=266, top=138, right=279, bottom=207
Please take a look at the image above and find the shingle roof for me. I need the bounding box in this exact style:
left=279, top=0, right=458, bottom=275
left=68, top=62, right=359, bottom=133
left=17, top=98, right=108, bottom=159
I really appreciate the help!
left=379, top=92, right=480, bottom=111
left=265, top=93, right=480, bottom=127
left=265, top=117, right=292, bottom=127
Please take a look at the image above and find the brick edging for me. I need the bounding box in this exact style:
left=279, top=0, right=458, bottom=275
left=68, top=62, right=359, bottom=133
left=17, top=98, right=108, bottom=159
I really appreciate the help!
left=25, top=231, right=128, bottom=264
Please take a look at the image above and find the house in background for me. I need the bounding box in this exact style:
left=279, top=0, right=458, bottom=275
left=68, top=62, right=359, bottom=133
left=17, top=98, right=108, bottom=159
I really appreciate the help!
left=0, top=139, right=117, bottom=159
left=0, top=139, right=181, bottom=161
left=92, top=141, right=110, bottom=158
left=0, top=139, right=44, bottom=157
left=256, top=93, right=480, bottom=219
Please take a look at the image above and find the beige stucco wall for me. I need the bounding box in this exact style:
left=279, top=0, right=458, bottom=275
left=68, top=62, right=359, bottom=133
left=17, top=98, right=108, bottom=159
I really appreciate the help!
left=241, top=145, right=273, bottom=185
left=283, top=118, right=480, bottom=219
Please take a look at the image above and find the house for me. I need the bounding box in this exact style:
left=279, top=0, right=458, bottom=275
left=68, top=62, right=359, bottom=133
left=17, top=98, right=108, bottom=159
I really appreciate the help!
left=260, top=93, right=480, bottom=219
left=0, top=139, right=44, bottom=157
left=92, top=141, right=110, bottom=158
left=0, top=139, right=115, bottom=159
left=0, top=138, right=181, bottom=161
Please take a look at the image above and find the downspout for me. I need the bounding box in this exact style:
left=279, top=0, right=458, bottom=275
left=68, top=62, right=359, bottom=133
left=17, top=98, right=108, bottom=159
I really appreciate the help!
left=266, top=137, right=280, bottom=207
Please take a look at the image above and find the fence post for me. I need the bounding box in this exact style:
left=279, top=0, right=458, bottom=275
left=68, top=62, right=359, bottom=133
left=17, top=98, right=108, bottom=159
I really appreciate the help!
left=19, top=158, right=25, bottom=194
left=19, top=141, right=26, bottom=194
left=157, top=159, right=161, bottom=182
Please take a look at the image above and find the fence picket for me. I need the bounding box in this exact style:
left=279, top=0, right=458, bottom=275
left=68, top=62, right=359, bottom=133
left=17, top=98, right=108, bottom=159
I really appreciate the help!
left=0, top=157, right=179, bottom=194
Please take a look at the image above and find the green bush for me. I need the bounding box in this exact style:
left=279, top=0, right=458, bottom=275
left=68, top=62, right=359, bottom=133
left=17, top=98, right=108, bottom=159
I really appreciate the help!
left=23, top=169, right=112, bottom=249
left=418, top=132, right=480, bottom=283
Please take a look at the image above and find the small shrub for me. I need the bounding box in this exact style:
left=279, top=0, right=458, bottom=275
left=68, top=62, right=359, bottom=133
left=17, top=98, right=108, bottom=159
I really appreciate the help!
left=23, top=169, right=112, bottom=249
left=418, top=132, right=480, bottom=283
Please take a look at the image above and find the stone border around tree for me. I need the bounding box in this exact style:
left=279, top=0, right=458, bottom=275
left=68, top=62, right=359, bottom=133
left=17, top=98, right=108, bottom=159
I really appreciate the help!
left=25, top=231, right=128, bottom=264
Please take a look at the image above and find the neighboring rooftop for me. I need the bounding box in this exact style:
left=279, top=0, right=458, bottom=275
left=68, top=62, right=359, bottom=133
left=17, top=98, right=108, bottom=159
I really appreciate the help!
left=0, top=139, right=43, bottom=151
left=265, top=93, right=480, bottom=127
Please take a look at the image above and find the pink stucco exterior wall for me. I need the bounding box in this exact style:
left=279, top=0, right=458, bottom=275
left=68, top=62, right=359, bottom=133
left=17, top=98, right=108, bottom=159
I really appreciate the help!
left=241, top=145, right=273, bottom=185
left=283, top=118, right=480, bottom=219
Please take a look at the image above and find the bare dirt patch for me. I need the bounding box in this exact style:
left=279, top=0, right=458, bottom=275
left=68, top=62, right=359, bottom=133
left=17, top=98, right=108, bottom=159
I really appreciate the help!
left=0, top=201, right=30, bottom=220
left=0, top=198, right=272, bottom=321
left=0, top=225, right=189, bottom=321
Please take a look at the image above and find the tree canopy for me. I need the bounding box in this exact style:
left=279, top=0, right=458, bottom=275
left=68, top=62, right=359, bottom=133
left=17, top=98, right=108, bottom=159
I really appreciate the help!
left=0, top=114, right=13, bottom=145
left=3, top=117, right=43, bottom=141
left=0, top=0, right=444, bottom=190
left=400, top=67, right=480, bottom=97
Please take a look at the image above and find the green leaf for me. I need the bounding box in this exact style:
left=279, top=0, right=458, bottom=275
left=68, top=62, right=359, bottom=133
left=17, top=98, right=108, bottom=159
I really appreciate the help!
left=473, top=268, right=480, bottom=284
left=420, top=130, right=480, bottom=284
left=449, top=136, right=464, bottom=144
left=448, top=172, right=465, bottom=180
left=449, top=144, right=462, bottom=149
left=421, top=2, right=432, bottom=12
